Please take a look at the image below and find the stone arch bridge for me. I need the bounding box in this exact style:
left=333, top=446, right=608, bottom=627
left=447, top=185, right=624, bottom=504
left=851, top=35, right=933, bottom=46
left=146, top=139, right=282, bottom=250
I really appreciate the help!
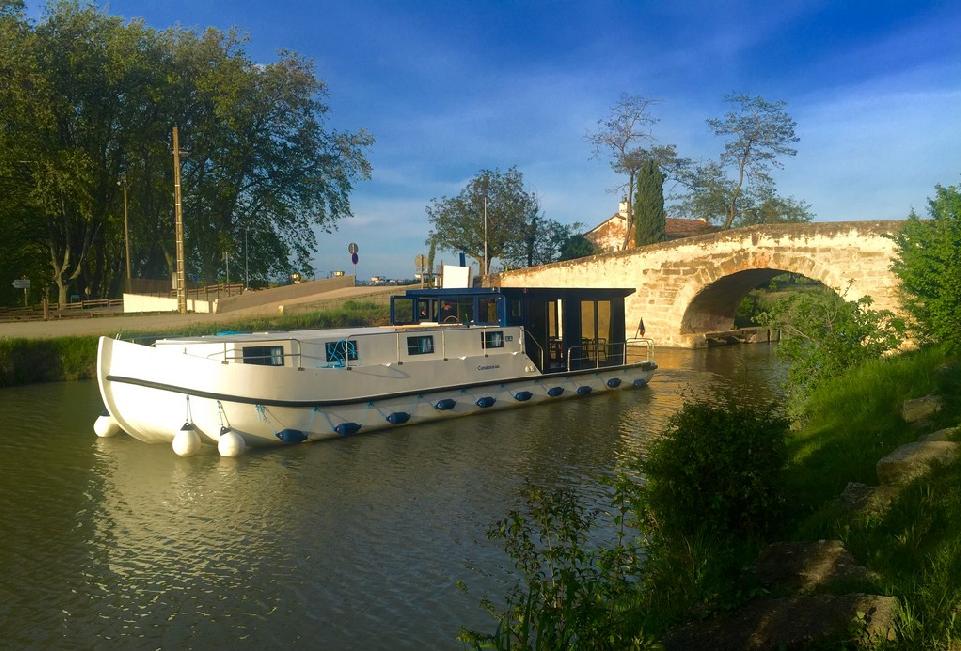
left=494, top=221, right=904, bottom=348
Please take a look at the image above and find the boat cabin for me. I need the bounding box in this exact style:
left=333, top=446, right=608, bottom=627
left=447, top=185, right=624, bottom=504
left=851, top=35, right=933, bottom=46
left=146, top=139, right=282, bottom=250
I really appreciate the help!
left=390, top=287, right=636, bottom=373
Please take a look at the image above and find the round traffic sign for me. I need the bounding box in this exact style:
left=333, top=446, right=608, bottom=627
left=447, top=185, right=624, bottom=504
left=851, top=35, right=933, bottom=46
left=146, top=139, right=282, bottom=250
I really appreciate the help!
left=351, top=252, right=359, bottom=265
left=347, top=242, right=359, bottom=254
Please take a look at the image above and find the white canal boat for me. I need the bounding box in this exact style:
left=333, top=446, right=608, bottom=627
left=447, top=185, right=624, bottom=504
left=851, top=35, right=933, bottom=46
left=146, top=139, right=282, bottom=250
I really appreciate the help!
left=94, top=287, right=656, bottom=456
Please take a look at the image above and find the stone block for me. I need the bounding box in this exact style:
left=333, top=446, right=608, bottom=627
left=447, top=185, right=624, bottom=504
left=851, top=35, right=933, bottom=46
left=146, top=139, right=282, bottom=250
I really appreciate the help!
left=665, top=593, right=897, bottom=650
left=839, top=482, right=899, bottom=515
left=922, top=426, right=960, bottom=442
left=901, top=394, right=944, bottom=423
left=876, top=441, right=959, bottom=485
left=755, top=540, right=872, bottom=592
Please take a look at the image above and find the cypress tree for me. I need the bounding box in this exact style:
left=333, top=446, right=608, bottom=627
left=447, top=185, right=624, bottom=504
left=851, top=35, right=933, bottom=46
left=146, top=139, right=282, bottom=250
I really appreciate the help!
left=634, top=159, right=666, bottom=246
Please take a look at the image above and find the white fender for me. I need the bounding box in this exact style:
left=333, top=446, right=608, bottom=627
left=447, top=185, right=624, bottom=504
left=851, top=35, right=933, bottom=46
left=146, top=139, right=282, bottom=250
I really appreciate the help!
left=218, top=430, right=247, bottom=457
left=93, top=414, right=123, bottom=438
left=172, top=426, right=202, bottom=457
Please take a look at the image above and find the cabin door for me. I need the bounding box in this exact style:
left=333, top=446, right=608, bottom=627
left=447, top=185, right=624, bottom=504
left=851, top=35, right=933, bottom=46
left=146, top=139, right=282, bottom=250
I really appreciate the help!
left=526, top=299, right=565, bottom=372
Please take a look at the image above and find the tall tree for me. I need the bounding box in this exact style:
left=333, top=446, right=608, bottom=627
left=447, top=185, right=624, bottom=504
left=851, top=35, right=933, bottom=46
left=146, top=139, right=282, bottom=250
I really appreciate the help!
left=633, top=159, right=666, bottom=246
left=426, top=167, right=538, bottom=275
left=502, top=217, right=586, bottom=268
left=672, top=94, right=806, bottom=229
left=587, top=95, right=660, bottom=250
left=698, top=94, right=800, bottom=229
left=0, top=3, right=372, bottom=307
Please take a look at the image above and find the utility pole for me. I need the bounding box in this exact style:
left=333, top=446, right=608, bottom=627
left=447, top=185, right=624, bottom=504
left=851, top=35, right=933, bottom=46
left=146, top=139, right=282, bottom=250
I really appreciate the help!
left=482, top=173, right=489, bottom=277
left=244, top=227, right=249, bottom=288
left=172, top=126, right=187, bottom=315
left=224, top=250, right=229, bottom=285
left=119, top=174, right=131, bottom=285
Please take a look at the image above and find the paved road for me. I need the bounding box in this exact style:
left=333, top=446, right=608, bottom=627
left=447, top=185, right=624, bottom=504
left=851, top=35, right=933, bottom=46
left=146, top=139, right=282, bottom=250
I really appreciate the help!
left=0, top=284, right=413, bottom=340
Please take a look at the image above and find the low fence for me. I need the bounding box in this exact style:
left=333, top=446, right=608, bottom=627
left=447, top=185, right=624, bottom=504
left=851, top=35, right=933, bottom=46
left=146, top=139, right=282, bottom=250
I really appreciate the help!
left=0, top=298, right=124, bottom=323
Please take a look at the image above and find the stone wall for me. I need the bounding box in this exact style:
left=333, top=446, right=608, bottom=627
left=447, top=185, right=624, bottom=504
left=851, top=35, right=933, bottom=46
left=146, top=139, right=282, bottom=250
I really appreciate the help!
left=494, top=221, right=904, bottom=348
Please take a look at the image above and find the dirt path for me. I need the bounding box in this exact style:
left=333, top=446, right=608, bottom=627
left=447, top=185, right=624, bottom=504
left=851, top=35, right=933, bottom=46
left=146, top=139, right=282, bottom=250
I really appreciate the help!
left=0, top=284, right=414, bottom=339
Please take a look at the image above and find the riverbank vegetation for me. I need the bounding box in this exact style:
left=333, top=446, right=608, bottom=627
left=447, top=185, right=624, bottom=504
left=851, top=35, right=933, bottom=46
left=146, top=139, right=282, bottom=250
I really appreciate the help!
left=462, top=181, right=961, bottom=649
left=0, top=300, right=388, bottom=388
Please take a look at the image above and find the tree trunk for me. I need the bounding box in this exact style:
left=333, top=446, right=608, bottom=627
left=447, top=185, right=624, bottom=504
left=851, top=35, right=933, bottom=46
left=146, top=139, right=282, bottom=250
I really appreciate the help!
left=622, top=172, right=636, bottom=250
left=56, top=278, right=67, bottom=309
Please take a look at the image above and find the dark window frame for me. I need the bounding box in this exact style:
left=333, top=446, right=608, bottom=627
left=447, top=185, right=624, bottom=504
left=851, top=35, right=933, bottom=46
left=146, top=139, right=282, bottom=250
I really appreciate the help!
left=407, top=335, right=435, bottom=356
left=242, top=345, right=285, bottom=366
left=483, top=330, right=505, bottom=349
left=325, top=340, right=359, bottom=363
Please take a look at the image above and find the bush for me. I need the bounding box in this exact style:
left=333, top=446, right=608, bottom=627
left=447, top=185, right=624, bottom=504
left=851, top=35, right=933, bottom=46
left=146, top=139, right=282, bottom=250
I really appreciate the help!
left=640, top=401, right=788, bottom=539
left=459, top=481, right=654, bottom=650
left=759, top=289, right=904, bottom=420
left=891, top=182, right=961, bottom=352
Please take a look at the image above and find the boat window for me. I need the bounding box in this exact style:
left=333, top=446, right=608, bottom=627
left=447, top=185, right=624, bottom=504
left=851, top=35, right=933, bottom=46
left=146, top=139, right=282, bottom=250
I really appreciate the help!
left=325, top=340, right=358, bottom=364
left=507, top=298, right=522, bottom=324
left=242, top=345, right=284, bottom=366
left=416, top=299, right=435, bottom=321
left=579, top=299, right=613, bottom=363
left=478, top=297, right=499, bottom=324
left=597, top=300, right=612, bottom=344
left=391, top=297, right=416, bottom=325
left=483, top=330, right=504, bottom=349
left=438, top=298, right=473, bottom=324
left=407, top=335, right=435, bottom=355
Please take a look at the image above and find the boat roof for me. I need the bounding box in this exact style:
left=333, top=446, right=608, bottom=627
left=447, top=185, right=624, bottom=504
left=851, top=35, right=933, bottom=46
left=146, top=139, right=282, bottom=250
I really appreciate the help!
left=155, top=324, right=496, bottom=345
left=402, top=286, right=635, bottom=298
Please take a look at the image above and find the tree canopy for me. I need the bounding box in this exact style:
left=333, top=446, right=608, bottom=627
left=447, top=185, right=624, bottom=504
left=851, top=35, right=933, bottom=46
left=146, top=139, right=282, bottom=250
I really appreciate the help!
left=0, top=1, right=372, bottom=306
left=633, top=159, right=666, bottom=246
left=674, top=94, right=809, bottom=228
left=891, top=182, right=961, bottom=351
left=586, top=95, right=661, bottom=249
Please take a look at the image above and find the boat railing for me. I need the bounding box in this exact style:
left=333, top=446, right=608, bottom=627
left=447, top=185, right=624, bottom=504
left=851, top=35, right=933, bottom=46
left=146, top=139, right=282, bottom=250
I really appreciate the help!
left=566, top=338, right=655, bottom=372
left=187, top=325, right=544, bottom=370
left=521, top=329, right=545, bottom=371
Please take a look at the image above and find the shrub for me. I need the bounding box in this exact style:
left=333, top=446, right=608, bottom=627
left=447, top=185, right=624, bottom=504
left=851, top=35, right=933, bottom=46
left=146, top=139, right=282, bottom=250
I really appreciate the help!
left=640, top=400, right=789, bottom=539
left=891, top=182, right=961, bottom=351
left=759, top=289, right=904, bottom=420
left=459, top=482, right=655, bottom=650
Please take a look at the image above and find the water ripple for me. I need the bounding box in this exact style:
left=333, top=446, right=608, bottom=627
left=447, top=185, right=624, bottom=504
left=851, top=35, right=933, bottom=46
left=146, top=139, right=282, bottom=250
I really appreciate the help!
left=0, top=346, right=783, bottom=648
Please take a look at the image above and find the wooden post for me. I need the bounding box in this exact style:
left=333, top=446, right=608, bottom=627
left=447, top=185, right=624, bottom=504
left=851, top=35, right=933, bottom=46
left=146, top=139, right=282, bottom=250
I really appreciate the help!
left=172, top=126, right=187, bottom=315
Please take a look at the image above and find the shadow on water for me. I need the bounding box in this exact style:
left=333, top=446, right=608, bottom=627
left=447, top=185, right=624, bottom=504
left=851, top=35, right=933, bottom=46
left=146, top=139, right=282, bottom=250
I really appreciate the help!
left=0, top=345, right=784, bottom=649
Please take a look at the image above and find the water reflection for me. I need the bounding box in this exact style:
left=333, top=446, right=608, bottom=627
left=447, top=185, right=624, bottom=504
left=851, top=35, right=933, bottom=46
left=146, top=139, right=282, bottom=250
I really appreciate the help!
left=0, top=345, right=783, bottom=649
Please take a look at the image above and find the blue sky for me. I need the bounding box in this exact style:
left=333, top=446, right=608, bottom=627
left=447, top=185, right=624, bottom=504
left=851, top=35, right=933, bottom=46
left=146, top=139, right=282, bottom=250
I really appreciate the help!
left=30, top=1, right=961, bottom=278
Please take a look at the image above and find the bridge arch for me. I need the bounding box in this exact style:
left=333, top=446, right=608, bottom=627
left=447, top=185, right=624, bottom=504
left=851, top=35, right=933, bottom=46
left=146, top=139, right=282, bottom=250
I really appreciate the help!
left=495, top=221, right=903, bottom=347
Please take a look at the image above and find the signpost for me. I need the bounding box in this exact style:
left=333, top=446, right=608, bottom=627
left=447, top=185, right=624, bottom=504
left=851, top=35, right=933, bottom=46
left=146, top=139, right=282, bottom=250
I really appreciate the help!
left=347, top=242, right=359, bottom=278
left=12, top=277, right=30, bottom=307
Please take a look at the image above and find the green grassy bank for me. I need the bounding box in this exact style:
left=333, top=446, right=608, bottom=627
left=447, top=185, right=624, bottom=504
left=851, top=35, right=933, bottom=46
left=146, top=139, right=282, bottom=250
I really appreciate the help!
left=0, top=300, right=389, bottom=389
left=649, top=346, right=961, bottom=646
left=787, top=347, right=961, bottom=648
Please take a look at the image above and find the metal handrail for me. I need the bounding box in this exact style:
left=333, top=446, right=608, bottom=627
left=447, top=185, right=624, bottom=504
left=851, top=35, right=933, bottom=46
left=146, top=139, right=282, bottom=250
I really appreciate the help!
left=567, top=338, right=655, bottom=372
left=180, top=324, right=529, bottom=369
left=521, top=329, right=545, bottom=371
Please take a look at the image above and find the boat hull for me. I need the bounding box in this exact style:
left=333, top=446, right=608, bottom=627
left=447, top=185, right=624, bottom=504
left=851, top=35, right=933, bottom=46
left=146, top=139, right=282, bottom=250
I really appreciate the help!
left=97, top=337, right=656, bottom=453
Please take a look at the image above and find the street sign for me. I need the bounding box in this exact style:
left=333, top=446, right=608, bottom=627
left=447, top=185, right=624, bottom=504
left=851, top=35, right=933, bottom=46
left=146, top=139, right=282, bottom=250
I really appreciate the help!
left=12, top=278, right=30, bottom=289
left=347, top=242, right=359, bottom=254
left=351, top=252, right=359, bottom=265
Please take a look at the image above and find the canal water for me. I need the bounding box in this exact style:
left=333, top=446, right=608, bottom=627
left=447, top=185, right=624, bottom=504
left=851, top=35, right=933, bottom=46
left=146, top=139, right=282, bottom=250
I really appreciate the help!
left=0, top=345, right=784, bottom=649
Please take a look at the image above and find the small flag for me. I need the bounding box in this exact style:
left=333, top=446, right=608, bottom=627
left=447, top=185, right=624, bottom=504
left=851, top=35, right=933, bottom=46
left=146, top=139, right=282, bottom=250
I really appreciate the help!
left=638, top=318, right=646, bottom=336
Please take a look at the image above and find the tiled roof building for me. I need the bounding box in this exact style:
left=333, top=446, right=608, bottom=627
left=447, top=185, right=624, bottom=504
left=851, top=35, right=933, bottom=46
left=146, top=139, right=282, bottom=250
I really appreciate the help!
left=583, top=203, right=716, bottom=252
